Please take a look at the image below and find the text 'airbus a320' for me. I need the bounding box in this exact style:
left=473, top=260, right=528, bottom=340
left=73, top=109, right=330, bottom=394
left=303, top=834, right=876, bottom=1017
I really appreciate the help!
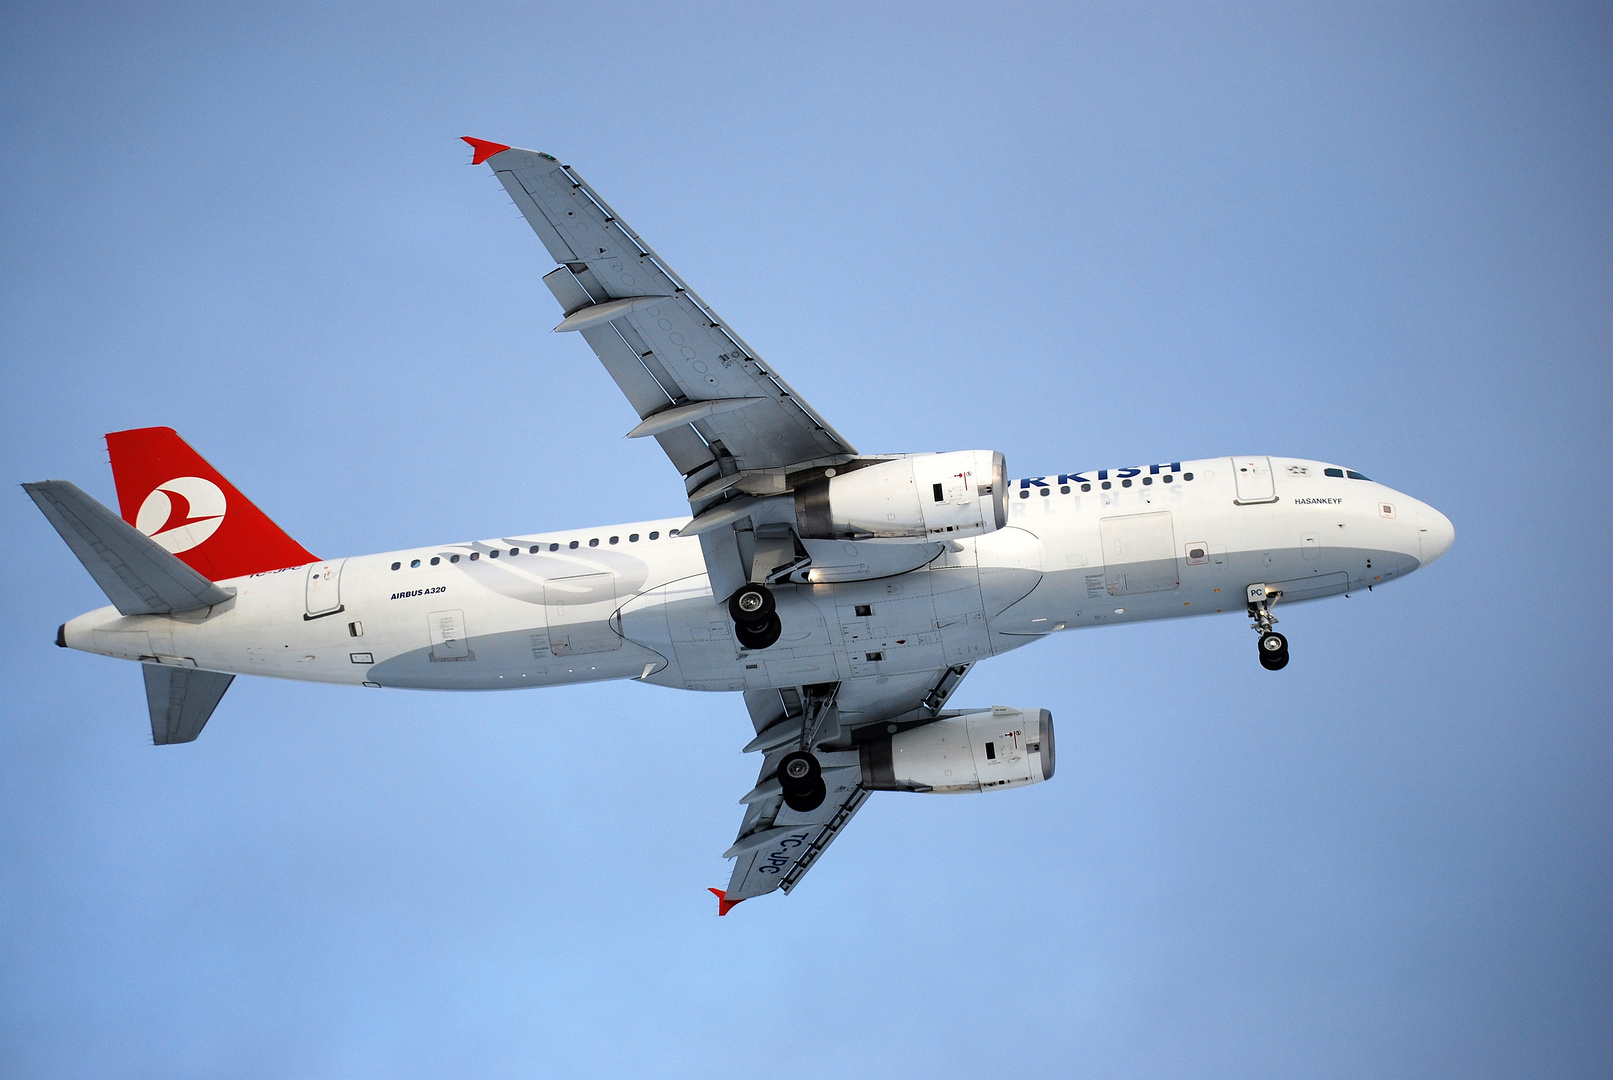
left=27, top=137, right=1454, bottom=913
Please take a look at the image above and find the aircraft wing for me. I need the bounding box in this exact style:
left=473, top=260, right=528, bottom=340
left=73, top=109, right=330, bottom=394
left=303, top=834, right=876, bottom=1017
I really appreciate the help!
left=469, top=139, right=857, bottom=492
left=715, top=665, right=974, bottom=912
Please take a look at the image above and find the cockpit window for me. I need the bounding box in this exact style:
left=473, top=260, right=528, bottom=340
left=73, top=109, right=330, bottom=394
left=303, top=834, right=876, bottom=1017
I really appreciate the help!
left=1346, top=470, right=1371, bottom=481
left=1324, top=468, right=1344, bottom=478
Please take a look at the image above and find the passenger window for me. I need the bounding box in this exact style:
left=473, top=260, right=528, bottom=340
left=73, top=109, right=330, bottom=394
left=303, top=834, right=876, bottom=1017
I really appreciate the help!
left=530, top=546, right=539, bottom=554
left=450, top=554, right=460, bottom=563
left=470, top=552, right=480, bottom=561
left=649, top=531, right=659, bottom=540
left=1347, top=470, right=1371, bottom=481
left=670, top=529, right=680, bottom=537
left=509, top=548, right=518, bottom=556
left=1040, top=488, right=1050, bottom=497
left=430, top=557, right=440, bottom=566
left=549, top=543, right=559, bottom=551
left=1060, top=485, right=1070, bottom=494
left=410, top=559, right=420, bottom=568
left=609, top=536, right=619, bottom=545
left=1019, top=490, right=1029, bottom=499
left=1142, top=476, right=1153, bottom=486
left=1121, top=479, right=1132, bottom=488
left=1324, top=468, right=1344, bottom=478
left=629, top=533, right=639, bottom=542
left=569, top=541, right=579, bottom=549
left=1184, top=473, right=1194, bottom=481
left=1081, top=483, right=1091, bottom=492
left=1162, top=474, right=1173, bottom=483
left=390, top=562, right=400, bottom=571
left=1101, top=481, right=1112, bottom=490
left=588, top=538, right=599, bottom=547
left=489, top=550, right=498, bottom=559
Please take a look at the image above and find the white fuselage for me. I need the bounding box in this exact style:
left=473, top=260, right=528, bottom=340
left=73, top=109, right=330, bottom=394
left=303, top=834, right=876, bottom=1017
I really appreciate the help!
left=60, top=457, right=1454, bottom=694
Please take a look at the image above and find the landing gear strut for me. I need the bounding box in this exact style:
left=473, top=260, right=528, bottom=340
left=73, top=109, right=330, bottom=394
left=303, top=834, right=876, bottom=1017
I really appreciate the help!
left=729, top=584, right=781, bottom=650
left=1247, top=584, right=1289, bottom=670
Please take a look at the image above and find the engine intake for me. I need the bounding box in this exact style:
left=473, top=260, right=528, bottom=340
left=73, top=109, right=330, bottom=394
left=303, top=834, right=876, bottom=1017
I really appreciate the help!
left=860, top=707, right=1054, bottom=794
left=795, top=450, right=1007, bottom=540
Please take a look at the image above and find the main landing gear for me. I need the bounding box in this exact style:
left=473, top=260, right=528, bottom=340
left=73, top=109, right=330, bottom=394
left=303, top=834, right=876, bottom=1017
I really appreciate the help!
left=729, top=583, right=781, bottom=650
left=1247, top=583, right=1290, bottom=670
left=778, top=749, right=826, bottom=812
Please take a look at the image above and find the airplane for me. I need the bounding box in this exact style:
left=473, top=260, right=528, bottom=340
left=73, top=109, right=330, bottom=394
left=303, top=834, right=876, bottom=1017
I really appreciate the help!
left=24, top=137, right=1455, bottom=914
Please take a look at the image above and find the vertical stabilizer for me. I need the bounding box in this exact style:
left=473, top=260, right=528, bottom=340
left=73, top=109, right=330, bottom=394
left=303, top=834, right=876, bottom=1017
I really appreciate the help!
left=106, top=427, right=316, bottom=581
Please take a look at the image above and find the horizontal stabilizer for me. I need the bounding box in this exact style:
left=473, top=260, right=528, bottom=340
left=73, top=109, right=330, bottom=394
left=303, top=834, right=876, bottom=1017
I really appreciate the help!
left=23, top=481, right=234, bottom=616
left=143, top=663, right=234, bottom=744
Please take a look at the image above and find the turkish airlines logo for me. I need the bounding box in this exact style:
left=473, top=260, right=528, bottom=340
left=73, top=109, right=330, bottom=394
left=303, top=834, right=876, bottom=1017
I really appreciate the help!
left=135, top=476, right=227, bottom=554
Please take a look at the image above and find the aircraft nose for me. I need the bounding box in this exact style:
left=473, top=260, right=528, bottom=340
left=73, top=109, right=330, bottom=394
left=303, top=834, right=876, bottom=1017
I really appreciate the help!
left=1417, top=505, right=1455, bottom=566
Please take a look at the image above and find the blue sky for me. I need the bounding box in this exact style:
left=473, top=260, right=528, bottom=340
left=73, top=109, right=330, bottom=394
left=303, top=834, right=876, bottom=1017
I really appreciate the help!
left=1, top=4, right=1608, bottom=1077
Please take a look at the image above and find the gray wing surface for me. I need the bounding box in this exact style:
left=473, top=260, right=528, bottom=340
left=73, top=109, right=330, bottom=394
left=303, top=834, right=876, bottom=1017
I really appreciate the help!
left=143, top=664, right=234, bottom=745
left=474, top=141, right=857, bottom=494
left=24, top=481, right=235, bottom=616
left=469, top=140, right=945, bottom=910
left=719, top=665, right=974, bottom=907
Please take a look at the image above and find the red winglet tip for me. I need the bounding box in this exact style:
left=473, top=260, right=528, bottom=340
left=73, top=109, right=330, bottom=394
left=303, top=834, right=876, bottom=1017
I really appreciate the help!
left=461, top=137, right=511, bottom=165
left=708, top=887, right=743, bottom=916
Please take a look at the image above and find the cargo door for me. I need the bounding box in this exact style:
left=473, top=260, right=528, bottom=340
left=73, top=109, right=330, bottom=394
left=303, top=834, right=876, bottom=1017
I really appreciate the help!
left=428, top=609, right=472, bottom=661
left=543, top=573, right=622, bottom=655
left=305, top=559, right=346, bottom=619
left=1232, top=457, right=1278, bottom=505
left=1100, top=512, right=1179, bottom=594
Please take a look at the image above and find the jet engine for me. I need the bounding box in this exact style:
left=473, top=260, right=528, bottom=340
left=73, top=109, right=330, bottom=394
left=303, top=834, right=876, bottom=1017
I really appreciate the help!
left=859, top=706, right=1054, bottom=794
left=794, top=450, right=1007, bottom=540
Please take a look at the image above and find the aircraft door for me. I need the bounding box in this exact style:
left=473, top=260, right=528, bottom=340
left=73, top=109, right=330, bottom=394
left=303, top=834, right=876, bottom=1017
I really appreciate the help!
left=1232, top=457, right=1278, bottom=505
left=305, top=559, right=346, bottom=618
left=543, top=573, right=622, bottom=656
left=1100, top=512, right=1180, bottom=594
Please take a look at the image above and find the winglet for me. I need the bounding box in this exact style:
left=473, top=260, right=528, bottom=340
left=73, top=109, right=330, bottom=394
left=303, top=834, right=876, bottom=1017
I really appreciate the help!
left=461, top=137, right=511, bottom=165
left=708, top=887, right=744, bottom=916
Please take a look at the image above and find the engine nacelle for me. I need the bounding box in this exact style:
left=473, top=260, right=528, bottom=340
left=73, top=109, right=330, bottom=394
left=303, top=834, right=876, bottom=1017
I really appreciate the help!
left=794, top=450, right=1007, bottom=540
left=859, top=707, right=1054, bottom=794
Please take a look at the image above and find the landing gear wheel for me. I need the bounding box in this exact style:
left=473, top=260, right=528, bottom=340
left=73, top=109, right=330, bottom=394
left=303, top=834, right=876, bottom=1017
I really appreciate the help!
left=783, top=777, right=827, bottom=813
left=734, top=612, right=782, bottom=650
left=1258, top=631, right=1289, bottom=670
left=729, top=584, right=776, bottom=623
left=778, top=751, right=826, bottom=812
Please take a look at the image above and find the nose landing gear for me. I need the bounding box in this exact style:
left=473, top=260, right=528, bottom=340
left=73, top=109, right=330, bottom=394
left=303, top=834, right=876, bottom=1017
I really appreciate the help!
left=729, top=584, right=782, bottom=650
left=1247, top=584, right=1289, bottom=670
left=1259, top=631, right=1289, bottom=670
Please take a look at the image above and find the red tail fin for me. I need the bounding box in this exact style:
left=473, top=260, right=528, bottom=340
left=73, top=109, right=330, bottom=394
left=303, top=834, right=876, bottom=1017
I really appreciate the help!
left=106, top=427, right=317, bottom=581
